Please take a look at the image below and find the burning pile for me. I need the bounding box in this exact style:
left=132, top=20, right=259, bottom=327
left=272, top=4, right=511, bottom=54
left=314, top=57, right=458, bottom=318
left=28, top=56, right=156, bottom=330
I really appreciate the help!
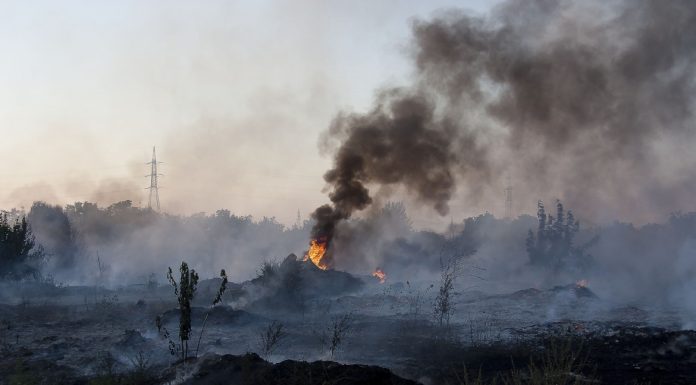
left=303, top=238, right=329, bottom=270
left=372, top=268, right=387, bottom=284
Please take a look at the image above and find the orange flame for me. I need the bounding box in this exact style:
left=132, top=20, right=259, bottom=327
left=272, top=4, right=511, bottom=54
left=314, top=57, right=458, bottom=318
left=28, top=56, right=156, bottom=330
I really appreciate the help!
left=303, top=239, right=329, bottom=270
left=372, top=268, right=387, bottom=284
left=576, top=279, right=588, bottom=288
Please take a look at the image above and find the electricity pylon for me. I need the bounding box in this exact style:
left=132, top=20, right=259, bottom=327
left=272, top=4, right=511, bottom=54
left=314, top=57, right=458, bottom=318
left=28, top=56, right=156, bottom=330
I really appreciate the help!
left=146, top=146, right=162, bottom=211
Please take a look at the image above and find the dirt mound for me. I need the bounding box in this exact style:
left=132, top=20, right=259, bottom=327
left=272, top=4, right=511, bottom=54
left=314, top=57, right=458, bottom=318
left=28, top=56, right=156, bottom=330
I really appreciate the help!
left=550, top=283, right=598, bottom=298
left=508, top=287, right=543, bottom=300
left=115, top=329, right=148, bottom=349
left=277, top=254, right=365, bottom=296
left=194, top=278, right=243, bottom=305
left=244, top=254, right=364, bottom=312
left=178, top=353, right=419, bottom=385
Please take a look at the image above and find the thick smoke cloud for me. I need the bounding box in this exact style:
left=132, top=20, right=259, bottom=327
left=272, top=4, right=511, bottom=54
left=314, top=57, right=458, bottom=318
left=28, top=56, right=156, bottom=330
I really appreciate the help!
left=311, top=92, right=470, bottom=243
left=313, top=0, right=696, bottom=247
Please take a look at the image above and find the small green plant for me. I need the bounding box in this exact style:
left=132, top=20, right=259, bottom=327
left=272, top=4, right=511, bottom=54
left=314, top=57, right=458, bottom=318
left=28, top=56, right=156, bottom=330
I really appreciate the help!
left=258, top=320, right=286, bottom=359
left=158, top=264, right=229, bottom=360
left=167, top=261, right=199, bottom=360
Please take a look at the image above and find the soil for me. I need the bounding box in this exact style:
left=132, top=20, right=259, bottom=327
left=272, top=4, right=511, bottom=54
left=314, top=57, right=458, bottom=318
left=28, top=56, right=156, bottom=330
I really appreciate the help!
left=0, top=265, right=694, bottom=384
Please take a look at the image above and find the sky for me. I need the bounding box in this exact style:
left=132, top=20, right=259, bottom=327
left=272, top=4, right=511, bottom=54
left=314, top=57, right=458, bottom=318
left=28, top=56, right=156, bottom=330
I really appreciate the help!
left=0, top=0, right=499, bottom=228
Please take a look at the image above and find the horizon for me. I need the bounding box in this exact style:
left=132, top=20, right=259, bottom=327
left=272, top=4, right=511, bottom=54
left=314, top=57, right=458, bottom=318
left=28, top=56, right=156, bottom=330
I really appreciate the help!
left=0, top=0, right=503, bottom=230
left=3, top=0, right=696, bottom=228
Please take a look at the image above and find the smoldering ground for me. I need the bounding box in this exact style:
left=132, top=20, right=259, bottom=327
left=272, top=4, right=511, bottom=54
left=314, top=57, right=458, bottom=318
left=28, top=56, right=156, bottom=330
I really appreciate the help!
left=4, top=1, right=696, bottom=384
left=6, top=203, right=696, bottom=384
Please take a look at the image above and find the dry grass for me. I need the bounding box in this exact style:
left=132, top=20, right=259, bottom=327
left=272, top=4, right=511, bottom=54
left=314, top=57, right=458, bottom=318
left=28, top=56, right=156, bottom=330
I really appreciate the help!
left=455, top=339, right=598, bottom=385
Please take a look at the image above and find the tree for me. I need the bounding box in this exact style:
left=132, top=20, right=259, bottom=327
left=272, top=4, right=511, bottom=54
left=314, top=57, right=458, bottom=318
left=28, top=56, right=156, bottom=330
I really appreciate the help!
left=27, top=202, right=76, bottom=269
left=380, top=201, right=412, bottom=234
left=525, top=229, right=536, bottom=260
left=525, top=200, right=593, bottom=271
left=0, top=213, right=43, bottom=280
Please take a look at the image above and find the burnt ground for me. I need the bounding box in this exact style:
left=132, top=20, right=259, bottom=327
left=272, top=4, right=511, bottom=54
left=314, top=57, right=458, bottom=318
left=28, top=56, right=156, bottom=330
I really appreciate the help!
left=400, top=324, right=696, bottom=384
left=1, top=264, right=695, bottom=384
left=172, top=353, right=419, bottom=385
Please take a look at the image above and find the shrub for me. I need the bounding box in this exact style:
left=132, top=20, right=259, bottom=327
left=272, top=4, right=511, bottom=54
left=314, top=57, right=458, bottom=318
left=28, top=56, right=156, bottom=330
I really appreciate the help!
left=258, top=320, right=286, bottom=359
left=320, top=313, right=352, bottom=359
left=166, top=262, right=199, bottom=360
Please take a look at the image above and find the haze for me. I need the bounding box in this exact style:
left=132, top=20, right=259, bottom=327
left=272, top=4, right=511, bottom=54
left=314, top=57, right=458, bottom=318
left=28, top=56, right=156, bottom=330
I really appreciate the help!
left=0, top=0, right=496, bottom=228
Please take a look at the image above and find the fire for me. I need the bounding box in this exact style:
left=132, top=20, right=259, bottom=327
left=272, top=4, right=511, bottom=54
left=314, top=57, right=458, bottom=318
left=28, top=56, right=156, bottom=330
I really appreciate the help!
left=372, top=268, right=387, bottom=284
left=303, top=238, right=329, bottom=270
left=576, top=279, right=588, bottom=288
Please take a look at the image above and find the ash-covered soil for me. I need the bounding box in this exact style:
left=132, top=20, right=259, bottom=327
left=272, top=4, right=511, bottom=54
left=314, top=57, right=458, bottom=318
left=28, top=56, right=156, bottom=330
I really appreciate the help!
left=1, top=261, right=694, bottom=384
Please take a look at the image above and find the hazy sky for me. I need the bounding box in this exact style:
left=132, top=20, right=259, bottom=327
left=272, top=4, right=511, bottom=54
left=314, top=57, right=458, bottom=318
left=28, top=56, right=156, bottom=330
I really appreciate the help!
left=0, top=0, right=500, bottom=227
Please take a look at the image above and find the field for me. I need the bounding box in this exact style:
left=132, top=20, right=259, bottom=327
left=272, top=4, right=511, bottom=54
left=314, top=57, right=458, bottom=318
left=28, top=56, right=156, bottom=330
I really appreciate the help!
left=2, top=258, right=694, bottom=385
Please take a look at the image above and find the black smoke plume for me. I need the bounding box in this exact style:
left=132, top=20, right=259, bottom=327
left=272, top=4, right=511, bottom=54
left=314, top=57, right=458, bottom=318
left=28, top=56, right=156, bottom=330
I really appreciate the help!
left=310, top=92, right=465, bottom=242
left=312, top=0, right=696, bottom=251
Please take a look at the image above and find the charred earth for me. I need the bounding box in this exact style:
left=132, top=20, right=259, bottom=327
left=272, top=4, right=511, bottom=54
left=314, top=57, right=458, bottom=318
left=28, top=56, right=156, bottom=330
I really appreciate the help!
left=1, top=260, right=696, bottom=384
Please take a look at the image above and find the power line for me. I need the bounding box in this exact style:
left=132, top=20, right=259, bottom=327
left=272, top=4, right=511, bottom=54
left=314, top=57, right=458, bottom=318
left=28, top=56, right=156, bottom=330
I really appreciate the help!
left=504, top=175, right=513, bottom=219
left=146, top=146, right=162, bottom=211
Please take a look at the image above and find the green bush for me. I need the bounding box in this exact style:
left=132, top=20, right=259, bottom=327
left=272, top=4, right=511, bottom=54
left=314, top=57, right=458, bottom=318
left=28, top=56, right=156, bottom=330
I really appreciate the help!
left=167, top=262, right=199, bottom=360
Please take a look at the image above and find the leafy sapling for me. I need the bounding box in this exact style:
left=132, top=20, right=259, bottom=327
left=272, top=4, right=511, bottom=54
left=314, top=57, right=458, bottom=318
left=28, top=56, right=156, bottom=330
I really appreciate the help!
left=166, top=261, right=199, bottom=360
